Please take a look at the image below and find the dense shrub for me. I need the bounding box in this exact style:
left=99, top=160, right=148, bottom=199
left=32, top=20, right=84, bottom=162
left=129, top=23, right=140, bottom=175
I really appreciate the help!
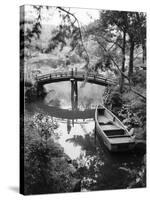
left=25, top=85, right=37, bottom=102
left=104, top=84, right=146, bottom=134
left=24, top=140, right=72, bottom=194
left=104, top=86, right=123, bottom=113
left=25, top=83, right=47, bottom=103
left=24, top=114, right=76, bottom=194
left=131, top=70, right=146, bottom=87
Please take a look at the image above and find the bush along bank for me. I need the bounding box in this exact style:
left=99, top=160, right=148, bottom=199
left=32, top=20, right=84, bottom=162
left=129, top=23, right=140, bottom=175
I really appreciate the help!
left=25, top=82, right=47, bottom=103
left=23, top=113, right=81, bottom=194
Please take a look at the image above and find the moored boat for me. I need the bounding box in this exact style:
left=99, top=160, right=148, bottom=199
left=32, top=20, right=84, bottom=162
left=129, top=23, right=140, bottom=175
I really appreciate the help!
left=95, top=105, right=135, bottom=152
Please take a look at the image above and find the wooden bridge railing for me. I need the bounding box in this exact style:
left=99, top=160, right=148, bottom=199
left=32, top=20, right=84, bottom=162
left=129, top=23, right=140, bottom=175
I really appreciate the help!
left=36, top=70, right=117, bottom=85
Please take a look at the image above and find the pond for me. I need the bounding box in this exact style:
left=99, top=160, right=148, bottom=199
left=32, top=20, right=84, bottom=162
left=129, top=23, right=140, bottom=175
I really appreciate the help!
left=25, top=81, right=144, bottom=191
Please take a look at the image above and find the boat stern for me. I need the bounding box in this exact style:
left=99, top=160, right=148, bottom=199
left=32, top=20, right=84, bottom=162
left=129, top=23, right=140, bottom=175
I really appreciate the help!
left=110, top=141, right=135, bottom=152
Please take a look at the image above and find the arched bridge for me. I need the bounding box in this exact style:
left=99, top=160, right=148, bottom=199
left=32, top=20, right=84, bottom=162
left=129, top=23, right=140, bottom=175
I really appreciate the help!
left=36, top=70, right=117, bottom=111
left=36, top=70, right=117, bottom=86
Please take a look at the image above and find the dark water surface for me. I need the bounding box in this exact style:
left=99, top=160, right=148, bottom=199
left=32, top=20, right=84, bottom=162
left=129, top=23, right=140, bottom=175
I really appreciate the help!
left=25, top=81, right=144, bottom=191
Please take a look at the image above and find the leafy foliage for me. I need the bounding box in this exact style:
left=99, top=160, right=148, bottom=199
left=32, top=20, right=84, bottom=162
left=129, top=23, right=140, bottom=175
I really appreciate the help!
left=32, top=113, right=58, bottom=142
left=20, top=6, right=43, bottom=60
left=24, top=113, right=78, bottom=194
left=45, top=7, right=89, bottom=69
left=104, top=86, right=123, bottom=111
left=131, top=69, right=146, bottom=87
left=25, top=85, right=37, bottom=102
left=104, top=69, right=146, bottom=139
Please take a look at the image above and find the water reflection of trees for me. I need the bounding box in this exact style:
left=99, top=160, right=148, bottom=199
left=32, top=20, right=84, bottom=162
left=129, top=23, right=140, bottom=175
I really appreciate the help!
left=80, top=97, right=94, bottom=110
left=47, top=98, right=61, bottom=108
left=66, top=133, right=96, bottom=154
left=66, top=132, right=144, bottom=191
left=66, top=132, right=107, bottom=190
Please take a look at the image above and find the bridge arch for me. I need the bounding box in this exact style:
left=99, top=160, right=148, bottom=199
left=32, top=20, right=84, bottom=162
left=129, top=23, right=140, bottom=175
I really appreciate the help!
left=36, top=70, right=116, bottom=87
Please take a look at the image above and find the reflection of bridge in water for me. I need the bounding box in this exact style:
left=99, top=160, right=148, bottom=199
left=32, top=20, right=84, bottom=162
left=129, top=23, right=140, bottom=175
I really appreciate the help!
left=36, top=103, right=95, bottom=135
left=36, top=69, right=117, bottom=111
left=39, top=104, right=95, bottom=119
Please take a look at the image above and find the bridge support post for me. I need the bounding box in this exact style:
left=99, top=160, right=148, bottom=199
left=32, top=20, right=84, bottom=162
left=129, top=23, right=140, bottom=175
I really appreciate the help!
left=71, top=78, right=78, bottom=111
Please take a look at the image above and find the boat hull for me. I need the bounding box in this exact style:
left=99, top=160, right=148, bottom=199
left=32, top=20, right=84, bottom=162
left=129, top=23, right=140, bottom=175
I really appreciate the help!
left=95, top=105, right=135, bottom=152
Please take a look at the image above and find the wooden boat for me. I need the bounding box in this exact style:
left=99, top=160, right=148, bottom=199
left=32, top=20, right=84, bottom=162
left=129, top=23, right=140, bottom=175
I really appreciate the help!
left=95, top=105, right=135, bottom=152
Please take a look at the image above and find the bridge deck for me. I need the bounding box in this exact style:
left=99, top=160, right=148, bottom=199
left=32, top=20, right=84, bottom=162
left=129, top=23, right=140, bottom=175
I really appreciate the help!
left=36, top=71, right=117, bottom=86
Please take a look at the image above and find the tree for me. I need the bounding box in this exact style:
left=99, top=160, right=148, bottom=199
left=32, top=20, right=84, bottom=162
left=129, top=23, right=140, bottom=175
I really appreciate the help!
left=105, top=11, right=128, bottom=90
left=85, top=10, right=146, bottom=99
left=20, top=5, right=43, bottom=82
left=119, top=12, right=146, bottom=77
left=135, top=12, right=146, bottom=64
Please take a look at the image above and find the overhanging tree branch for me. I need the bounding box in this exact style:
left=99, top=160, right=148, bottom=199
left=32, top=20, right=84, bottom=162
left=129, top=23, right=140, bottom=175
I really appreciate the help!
left=94, top=36, right=146, bottom=101
left=98, top=34, right=123, bottom=49
left=57, top=7, right=90, bottom=67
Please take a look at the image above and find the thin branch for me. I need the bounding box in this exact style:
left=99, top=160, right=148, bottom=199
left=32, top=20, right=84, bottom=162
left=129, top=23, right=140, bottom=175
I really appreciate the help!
left=94, top=36, right=128, bottom=79
left=108, top=42, right=116, bottom=51
left=98, top=34, right=123, bottom=49
left=133, top=51, right=143, bottom=61
left=131, top=88, right=146, bottom=100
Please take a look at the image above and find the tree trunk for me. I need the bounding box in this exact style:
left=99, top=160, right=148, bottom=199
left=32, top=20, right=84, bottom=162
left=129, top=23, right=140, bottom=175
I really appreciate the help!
left=135, top=13, right=146, bottom=64
left=142, top=44, right=146, bottom=64
left=128, top=40, right=134, bottom=78
left=120, top=30, right=126, bottom=93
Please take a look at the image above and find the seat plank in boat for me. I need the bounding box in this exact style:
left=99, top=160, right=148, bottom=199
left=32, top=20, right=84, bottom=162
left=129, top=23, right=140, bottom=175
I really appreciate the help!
left=98, top=116, right=112, bottom=124
left=108, top=137, right=133, bottom=144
